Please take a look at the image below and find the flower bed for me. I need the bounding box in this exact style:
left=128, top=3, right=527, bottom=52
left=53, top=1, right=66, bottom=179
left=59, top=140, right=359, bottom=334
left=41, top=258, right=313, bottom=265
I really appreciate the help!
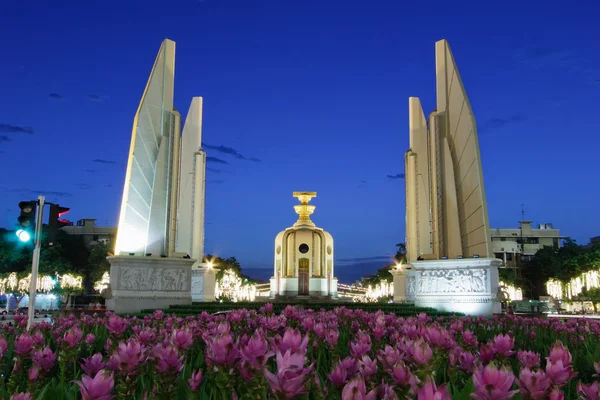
left=1, top=305, right=599, bottom=399
left=140, top=302, right=460, bottom=318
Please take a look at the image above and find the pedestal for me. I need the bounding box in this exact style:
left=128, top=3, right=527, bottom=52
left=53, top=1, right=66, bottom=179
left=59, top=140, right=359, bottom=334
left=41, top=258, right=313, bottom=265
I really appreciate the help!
left=391, top=267, right=412, bottom=303
left=191, top=262, right=216, bottom=302
left=407, top=258, right=501, bottom=316
left=106, top=256, right=195, bottom=314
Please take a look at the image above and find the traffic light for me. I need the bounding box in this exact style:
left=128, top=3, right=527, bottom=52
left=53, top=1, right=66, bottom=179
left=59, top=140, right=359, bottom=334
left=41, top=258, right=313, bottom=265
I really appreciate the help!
left=48, top=204, right=70, bottom=245
left=16, top=201, right=37, bottom=242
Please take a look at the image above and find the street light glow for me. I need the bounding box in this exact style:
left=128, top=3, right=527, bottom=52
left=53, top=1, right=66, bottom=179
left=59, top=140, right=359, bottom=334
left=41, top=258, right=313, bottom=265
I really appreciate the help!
left=16, top=229, right=31, bottom=242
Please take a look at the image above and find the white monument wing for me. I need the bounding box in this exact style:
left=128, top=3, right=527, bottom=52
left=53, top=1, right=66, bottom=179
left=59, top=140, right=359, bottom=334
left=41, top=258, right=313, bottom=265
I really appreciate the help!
left=115, top=39, right=176, bottom=255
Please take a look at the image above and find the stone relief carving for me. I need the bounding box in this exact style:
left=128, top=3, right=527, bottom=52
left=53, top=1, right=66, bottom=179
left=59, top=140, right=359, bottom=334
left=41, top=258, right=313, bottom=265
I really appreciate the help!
left=416, top=269, right=487, bottom=294
left=407, top=277, right=416, bottom=296
left=191, top=273, right=204, bottom=295
left=120, top=267, right=189, bottom=291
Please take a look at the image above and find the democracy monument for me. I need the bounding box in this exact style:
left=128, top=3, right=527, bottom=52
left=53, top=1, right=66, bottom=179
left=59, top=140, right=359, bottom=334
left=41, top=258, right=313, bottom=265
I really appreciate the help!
left=270, top=192, right=337, bottom=299
left=105, top=37, right=500, bottom=315
left=393, top=39, right=501, bottom=315
left=106, top=39, right=214, bottom=313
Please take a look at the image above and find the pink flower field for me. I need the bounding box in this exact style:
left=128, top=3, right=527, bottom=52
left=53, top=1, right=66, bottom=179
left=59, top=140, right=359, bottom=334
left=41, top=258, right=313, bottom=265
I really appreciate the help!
left=1, top=305, right=600, bottom=399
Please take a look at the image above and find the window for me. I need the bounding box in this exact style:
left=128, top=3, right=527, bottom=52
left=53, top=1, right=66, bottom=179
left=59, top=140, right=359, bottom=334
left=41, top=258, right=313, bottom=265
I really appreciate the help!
left=299, top=243, right=309, bottom=254
left=506, top=253, right=513, bottom=261
left=500, top=237, right=506, bottom=242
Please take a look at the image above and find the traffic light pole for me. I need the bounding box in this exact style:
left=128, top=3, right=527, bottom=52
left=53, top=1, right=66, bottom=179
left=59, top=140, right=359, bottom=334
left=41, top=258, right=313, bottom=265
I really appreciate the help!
left=26, top=195, right=45, bottom=330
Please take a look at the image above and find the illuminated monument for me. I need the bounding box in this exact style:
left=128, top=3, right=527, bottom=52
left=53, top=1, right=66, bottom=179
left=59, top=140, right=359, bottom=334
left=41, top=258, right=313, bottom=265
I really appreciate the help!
left=107, top=39, right=215, bottom=313
left=393, top=39, right=501, bottom=315
left=270, top=192, right=337, bottom=298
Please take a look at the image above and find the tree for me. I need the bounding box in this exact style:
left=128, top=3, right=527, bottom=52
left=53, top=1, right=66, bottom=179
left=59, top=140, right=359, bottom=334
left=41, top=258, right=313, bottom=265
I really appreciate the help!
left=394, top=243, right=407, bottom=264
left=87, top=241, right=112, bottom=283
left=362, top=242, right=407, bottom=287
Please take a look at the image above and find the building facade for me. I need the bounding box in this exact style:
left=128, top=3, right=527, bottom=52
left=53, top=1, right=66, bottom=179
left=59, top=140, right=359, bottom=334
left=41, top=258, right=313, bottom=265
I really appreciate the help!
left=491, top=221, right=563, bottom=271
left=60, top=219, right=116, bottom=248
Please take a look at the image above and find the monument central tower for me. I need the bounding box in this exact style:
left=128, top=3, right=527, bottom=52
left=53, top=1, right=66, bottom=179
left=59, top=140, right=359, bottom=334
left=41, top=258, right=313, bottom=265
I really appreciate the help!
left=270, top=192, right=337, bottom=298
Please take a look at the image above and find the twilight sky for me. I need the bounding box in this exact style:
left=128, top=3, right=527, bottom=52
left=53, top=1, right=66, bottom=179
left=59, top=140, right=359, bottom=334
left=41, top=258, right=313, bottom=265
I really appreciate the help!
left=1, top=0, right=598, bottom=283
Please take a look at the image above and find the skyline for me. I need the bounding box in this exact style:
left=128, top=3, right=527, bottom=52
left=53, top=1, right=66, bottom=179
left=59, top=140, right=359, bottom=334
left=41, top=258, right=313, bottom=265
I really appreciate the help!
left=1, top=0, right=599, bottom=280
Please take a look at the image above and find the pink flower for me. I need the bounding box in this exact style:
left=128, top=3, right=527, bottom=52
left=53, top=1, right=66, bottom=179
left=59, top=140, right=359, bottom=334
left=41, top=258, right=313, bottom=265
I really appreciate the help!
left=417, top=378, right=451, bottom=400
left=479, top=343, right=497, bottom=365
left=470, top=364, right=519, bottom=400
left=189, top=369, right=203, bottom=392
left=491, top=334, right=515, bottom=358
left=205, top=332, right=239, bottom=367
left=325, top=329, right=339, bottom=347
left=358, top=355, right=378, bottom=381
left=106, top=315, right=128, bottom=336
left=516, top=368, right=551, bottom=399
left=391, top=361, right=414, bottom=387
left=545, top=360, right=577, bottom=387
left=341, top=377, right=376, bottom=400
left=154, top=345, right=184, bottom=375
left=547, top=341, right=572, bottom=366
left=85, top=334, right=96, bottom=346
left=13, top=334, right=34, bottom=356
left=410, top=339, right=433, bottom=365
left=0, top=337, right=7, bottom=358
left=578, top=381, right=599, bottom=400
left=63, top=328, right=83, bottom=348
left=171, top=329, right=193, bottom=350
left=328, top=361, right=348, bottom=387
left=264, top=350, right=315, bottom=398
left=517, top=351, right=541, bottom=369
left=549, top=388, right=564, bottom=400
left=239, top=333, right=272, bottom=370
left=153, top=310, right=164, bottom=320
left=462, top=330, right=479, bottom=348
left=81, top=353, right=106, bottom=377
left=28, top=366, right=39, bottom=381
left=112, top=340, right=146, bottom=376
left=279, top=328, right=309, bottom=354
left=32, top=347, right=57, bottom=371
left=10, top=393, right=33, bottom=400
left=74, top=370, right=116, bottom=400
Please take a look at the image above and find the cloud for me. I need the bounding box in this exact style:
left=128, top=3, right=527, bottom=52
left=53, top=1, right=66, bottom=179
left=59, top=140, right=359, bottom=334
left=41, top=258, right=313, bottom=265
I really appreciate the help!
left=92, top=159, right=116, bottom=164
left=0, top=135, right=12, bottom=143
left=5, top=188, right=73, bottom=198
left=203, top=142, right=261, bottom=162
left=337, top=255, right=394, bottom=263
left=48, top=93, right=64, bottom=101
left=207, top=179, right=225, bottom=184
left=76, top=183, right=92, bottom=190
left=386, top=173, right=405, bottom=180
left=88, top=94, right=108, bottom=102
left=479, top=114, right=526, bottom=133
left=206, top=156, right=229, bottom=165
left=0, top=123, right=34, bottom=135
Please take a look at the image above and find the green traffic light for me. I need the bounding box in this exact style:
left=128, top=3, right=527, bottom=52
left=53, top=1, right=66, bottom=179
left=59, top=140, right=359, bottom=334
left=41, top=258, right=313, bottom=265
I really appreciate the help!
left=16, top=229, right=31, bottom=242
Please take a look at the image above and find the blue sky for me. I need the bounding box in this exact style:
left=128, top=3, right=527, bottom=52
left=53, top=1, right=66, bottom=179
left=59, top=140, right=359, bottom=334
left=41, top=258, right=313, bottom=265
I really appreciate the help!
left=1, top=0, right=598, bottom=283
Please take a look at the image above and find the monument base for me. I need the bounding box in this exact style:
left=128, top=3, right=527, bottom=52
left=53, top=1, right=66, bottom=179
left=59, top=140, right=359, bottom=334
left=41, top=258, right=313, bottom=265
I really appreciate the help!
left=106, top=255, right=195, bottom=314
left=270, top=277, right=338, bottom=298
left=191, top=262, right=216, bottom=302
left=397, top=258, right=502, bottom=316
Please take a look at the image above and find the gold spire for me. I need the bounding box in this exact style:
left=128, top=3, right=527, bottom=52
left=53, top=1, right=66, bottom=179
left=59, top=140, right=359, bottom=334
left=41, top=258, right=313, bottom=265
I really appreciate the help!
left=293, top=192, right=316, bottom=224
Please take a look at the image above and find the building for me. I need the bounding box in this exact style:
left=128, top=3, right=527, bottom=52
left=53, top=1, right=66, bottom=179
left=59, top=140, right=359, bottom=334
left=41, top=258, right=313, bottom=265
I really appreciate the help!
left=584, top=236, right=600, bottom=250
left=270, top=192, right=337, bottom=298
left=60, top=219, right=117, bottom=248
left=491, top=221, right=563, bottom=270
